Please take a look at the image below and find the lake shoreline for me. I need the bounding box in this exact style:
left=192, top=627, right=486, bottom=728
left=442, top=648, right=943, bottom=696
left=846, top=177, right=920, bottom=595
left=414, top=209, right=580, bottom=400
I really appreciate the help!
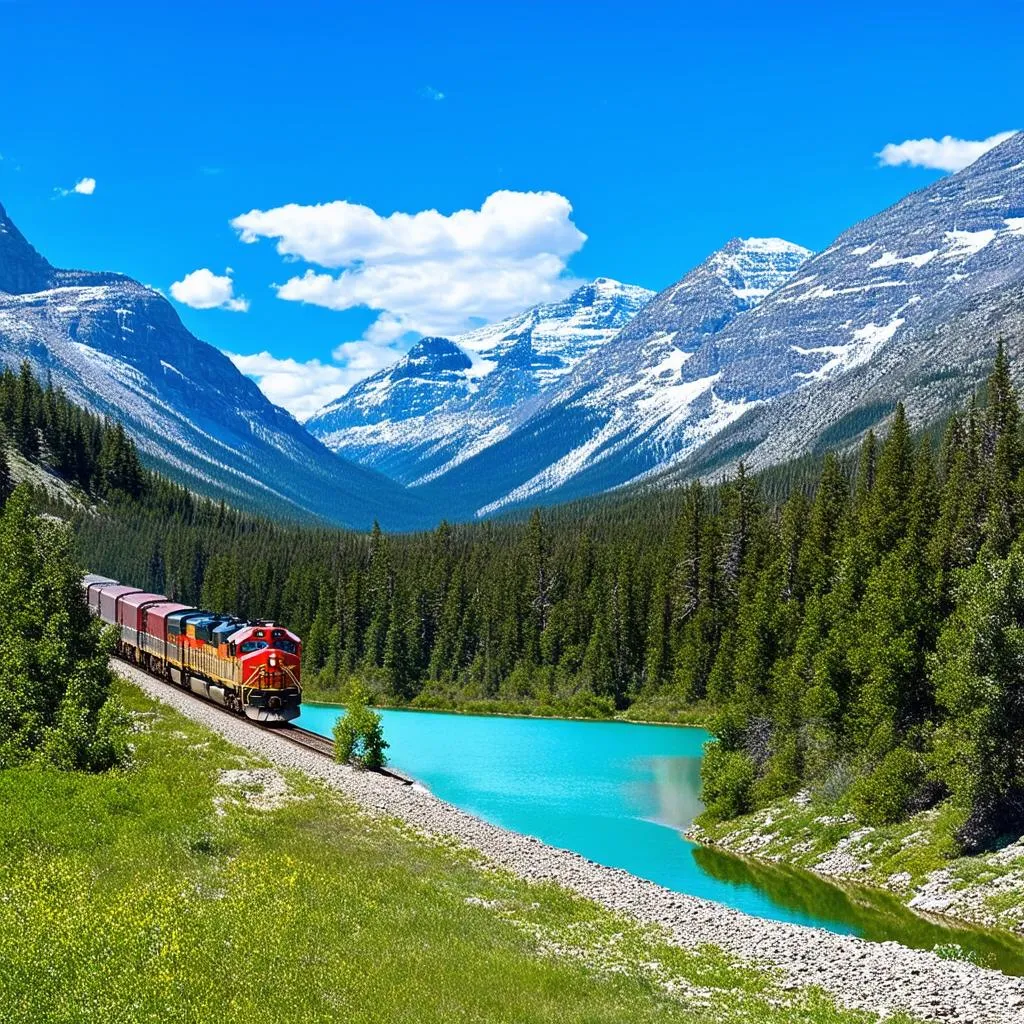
left=117, top=661, right=1024, bottom=1024
left=303, top=695, right=712, bottom=730
left=689, top=797, right=1024, bottom=941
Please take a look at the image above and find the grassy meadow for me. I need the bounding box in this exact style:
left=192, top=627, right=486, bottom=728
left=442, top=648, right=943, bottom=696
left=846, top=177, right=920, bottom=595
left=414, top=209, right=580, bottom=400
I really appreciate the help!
left=0, top=678, right=911, bottom=1024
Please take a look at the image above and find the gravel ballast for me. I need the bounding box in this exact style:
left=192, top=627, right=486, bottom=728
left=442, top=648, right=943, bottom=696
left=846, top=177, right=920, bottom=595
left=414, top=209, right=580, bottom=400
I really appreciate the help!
left=117, top=662, right=1024, bottom=1024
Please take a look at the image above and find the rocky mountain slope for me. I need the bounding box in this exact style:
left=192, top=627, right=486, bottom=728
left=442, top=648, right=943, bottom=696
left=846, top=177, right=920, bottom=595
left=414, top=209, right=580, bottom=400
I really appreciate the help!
left=413, top=238, right=812, bottom=517
left=0, top=201, right=429, bottom=530
left=306, top=278, right=654, bottom=484
left=662, top=130, right=1024, bottom=483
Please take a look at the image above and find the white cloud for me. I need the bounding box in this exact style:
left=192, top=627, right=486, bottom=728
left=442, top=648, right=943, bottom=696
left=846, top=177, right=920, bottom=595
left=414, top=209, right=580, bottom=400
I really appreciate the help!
left=55, top=176, right=97, bottom=197
left=422, top=85, right=445, bottom=101
left=227, top=349, right=398, bottom=421
left=231, top=189, right=585, bottom=337
left=228, top=189, right=587, bottom=417
left=170, top=268, right=250, bottom=312
left=876, top=131, right=1017, bottom=172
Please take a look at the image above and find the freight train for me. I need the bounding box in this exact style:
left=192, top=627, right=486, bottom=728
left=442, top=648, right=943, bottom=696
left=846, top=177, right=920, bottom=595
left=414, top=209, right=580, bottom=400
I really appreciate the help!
left=83, top=574, right=303, bottom=723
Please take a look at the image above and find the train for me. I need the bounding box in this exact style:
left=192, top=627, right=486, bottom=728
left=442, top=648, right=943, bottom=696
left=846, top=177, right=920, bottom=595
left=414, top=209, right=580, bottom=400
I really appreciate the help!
left=83, top=574, right=303, bottom=723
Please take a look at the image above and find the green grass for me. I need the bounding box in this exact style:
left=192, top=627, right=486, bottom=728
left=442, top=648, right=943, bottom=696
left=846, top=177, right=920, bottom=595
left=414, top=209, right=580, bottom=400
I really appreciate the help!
left=0, top=679, right=905, bottom=1024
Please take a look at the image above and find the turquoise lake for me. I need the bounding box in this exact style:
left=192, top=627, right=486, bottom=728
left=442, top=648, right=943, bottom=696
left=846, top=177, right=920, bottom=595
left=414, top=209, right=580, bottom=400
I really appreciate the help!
left=297, top=704, right=1024, bottom=973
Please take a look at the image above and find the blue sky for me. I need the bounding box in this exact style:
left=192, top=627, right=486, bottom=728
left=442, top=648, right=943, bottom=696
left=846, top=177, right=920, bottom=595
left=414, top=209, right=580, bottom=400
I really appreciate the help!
left=1, top=0, right=1020, bottom=418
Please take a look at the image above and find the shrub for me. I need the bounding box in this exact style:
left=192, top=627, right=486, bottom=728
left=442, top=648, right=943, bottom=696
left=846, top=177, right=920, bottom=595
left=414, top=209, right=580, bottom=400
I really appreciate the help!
left=333, top=683, right=389, bottom=769
left=848, top=747, right=924, bottom=825
left=700, top=745, right=755, bottom=820
left=0, top=486, right=126, bottom=771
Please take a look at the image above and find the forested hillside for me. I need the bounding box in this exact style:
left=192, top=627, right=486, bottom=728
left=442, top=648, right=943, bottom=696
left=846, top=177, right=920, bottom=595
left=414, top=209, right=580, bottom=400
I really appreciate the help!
left=6, top=343, right=1022, bottom=858
left=0, top=361, right=145, bottom=501
left=701, top=343, right=1024, bottom=855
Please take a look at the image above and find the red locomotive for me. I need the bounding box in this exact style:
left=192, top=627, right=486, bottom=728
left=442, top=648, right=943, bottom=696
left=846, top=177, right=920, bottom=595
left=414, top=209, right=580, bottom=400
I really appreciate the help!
left=83, top=574, right=303, bottom=723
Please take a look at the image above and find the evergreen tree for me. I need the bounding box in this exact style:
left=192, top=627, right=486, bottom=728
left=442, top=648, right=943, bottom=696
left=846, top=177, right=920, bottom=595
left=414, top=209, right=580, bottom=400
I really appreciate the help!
left=933, top=545, right=1024, bottom=851
left=0, top=440, right=12, bottom=508
left=0, top=486, right=125, bottom=769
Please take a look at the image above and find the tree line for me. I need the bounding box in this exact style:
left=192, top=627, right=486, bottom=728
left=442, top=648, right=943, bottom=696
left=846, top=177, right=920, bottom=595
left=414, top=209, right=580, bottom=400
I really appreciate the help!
left=701, top=343, right=1024, bottom=853
left=0, top=361, right=145, bottom=500
left=64, top=347, right=1024, bottom=851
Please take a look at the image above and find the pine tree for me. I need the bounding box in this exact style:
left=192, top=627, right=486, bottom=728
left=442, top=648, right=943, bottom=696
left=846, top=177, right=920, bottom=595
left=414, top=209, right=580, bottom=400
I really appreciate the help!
left=867, top=404, right=914, bottom=558
left=933, top=544, right=1024, bottom=851
left=0, top=440, right=12, bottom=508
left=0, top=486, right=125, bottom=769
left=982, top=340, right=1023, bottom=555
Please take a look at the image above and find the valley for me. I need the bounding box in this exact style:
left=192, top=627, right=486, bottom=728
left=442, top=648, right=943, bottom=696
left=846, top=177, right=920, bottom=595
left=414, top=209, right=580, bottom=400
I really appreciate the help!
left=2, top=45, right=1024, bottom=1023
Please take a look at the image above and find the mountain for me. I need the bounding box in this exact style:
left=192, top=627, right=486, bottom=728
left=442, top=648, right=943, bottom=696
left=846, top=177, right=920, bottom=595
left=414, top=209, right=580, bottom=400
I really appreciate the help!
left=306, top=278, right=654, bottom=484
left=0, top=200, right=430, bottom=530
left=659, top=129, right=1024, bottom=483
left=412, top=238, right=812, bottom=518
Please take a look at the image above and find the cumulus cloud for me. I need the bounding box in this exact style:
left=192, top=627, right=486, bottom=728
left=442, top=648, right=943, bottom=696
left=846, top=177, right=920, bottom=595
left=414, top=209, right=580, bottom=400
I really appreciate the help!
left=227, top=349, right=399, bottom=421
left=231, top=189, right=586, bottom=339
left=422, top=85, right=445, bottom=101
left=876, top=131, right=1017, bottom=172
left=170, top=268, right=249, bottom=312
left=55, top=176, right=97, bottom=197
left=228, top=189, right=587, bottom=416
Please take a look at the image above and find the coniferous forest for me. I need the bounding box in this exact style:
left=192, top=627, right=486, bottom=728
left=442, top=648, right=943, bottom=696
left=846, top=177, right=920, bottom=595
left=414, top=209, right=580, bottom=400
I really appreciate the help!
left=5, top=347, right=1019, bottom=856
left=0, top=362, right=145, bottom=501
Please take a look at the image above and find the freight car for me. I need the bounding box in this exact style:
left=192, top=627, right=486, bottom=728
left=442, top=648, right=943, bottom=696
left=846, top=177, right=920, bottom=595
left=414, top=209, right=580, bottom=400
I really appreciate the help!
left=83, top=574, right=302, bottom=723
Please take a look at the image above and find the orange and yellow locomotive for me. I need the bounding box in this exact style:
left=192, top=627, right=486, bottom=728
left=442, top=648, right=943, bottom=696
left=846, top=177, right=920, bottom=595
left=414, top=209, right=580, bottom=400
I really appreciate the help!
left=83, top=574, right=303, bottom=723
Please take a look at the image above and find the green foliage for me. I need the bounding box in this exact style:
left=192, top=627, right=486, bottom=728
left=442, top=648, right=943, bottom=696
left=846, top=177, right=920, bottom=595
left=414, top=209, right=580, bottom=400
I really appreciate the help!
left=0, top=486, right=126, bottom=770
left=0, top=361, right=147, bottom=500
left=700, top=745, right=755, bottom=820
left=931, top=543, right=1024, bottom=851
left=932, top=943, right=991, bottom=967
left=848, top=748, right=925, bottom=826
left=0, top=440, right=12, bottom=508
left=333, top=683, right=389, bottom=768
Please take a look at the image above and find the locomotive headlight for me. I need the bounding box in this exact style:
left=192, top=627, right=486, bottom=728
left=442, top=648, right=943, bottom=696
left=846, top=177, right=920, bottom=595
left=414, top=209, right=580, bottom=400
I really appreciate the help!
left=269, top=653, right=278, bottom=668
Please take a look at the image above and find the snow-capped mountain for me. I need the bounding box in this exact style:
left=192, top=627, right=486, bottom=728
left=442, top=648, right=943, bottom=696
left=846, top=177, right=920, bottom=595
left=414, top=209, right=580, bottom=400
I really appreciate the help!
left=306, top=277, right=654, bottom=484
left=412, top=238, right=812, bottom=517
left=661, top=129, right=1024, bottom=482
left=0, top=199, right=430, bottom=530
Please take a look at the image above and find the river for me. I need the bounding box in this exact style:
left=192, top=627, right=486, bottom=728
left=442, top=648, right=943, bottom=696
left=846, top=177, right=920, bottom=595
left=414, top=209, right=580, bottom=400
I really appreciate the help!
left=297, top=703, right=1024, bottom=973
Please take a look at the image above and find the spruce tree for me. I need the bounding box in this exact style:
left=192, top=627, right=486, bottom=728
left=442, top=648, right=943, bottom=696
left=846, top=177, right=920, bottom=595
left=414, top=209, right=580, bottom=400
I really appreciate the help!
left=0, top=439, right=12, bottom=508
left=0, top=486, right=124, bottom=769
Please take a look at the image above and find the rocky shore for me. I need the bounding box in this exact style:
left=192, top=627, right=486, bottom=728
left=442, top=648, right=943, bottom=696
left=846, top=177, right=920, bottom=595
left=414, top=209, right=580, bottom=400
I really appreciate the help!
left=117, top=663, right=1024, bottom=1024
left=688, top=795, right=1024, bottom=937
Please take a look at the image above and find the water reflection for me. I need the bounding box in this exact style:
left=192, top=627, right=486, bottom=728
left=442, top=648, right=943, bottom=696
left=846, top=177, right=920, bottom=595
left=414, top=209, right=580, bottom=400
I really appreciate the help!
left=693, top=845, right=1024, bottom=976
left=635, top=755, right=704, bottom=831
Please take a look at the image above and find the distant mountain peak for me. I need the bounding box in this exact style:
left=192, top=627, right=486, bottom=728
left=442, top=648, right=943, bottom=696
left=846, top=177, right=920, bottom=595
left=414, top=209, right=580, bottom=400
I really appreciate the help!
left=706, top=237, right=814, bottom=303
left=307, top=275, right=654, bottom=483
left=401, top=335, right=472, bottom=372
left=0, top=200, right=54, bottom=295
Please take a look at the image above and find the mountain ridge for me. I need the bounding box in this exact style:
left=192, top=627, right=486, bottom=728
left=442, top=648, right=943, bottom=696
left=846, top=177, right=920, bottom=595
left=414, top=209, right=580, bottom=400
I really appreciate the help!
left=0, top=199, right=431, bottom=530
left=410, top=236, right=812, bottom=518
left=306, top=277, right=655, bottom=485
left=659, top=129, right=1024, bottom=483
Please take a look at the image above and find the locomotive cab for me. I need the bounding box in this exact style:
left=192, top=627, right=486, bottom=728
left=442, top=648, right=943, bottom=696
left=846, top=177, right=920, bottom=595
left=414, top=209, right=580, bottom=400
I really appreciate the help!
left=229, top=623, right=303, bottom=723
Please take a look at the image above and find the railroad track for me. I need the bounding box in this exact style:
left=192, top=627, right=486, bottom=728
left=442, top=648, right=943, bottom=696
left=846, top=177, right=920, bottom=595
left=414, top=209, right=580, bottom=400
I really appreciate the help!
left=277, top=723, right=336, bottom=758
left=113, top=656, right=414, bottom=785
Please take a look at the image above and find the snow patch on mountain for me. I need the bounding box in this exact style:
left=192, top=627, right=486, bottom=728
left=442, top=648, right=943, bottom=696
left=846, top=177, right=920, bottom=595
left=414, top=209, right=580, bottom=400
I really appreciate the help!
left=306, top=277, right=654, bottom=485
